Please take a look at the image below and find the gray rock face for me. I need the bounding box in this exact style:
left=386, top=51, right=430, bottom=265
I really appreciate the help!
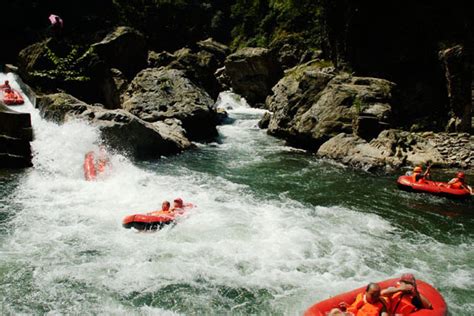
left=101, top=68, right=128, bottom=109
left=266, top=62, right=395, bottom=149
left=91, top=26, right=147, bottom=80
left=439, top=45, right=472, bottom=133
left=122, top=68, right=217, bottom=141
left=317, top=130, right=473, bottom=172
left=37, top=93, right=191, bottom=159
left=148, top=38, right=229, bottom=99
left=0, top=102, right=33, bottom=168
left=224, top=47, right=283, bottom=106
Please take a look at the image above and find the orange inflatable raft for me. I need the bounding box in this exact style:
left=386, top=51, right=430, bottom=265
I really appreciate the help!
left=305, top=278, right=447, bottom=316
left=397, top=175, right=471, bottom=199
left=2, top=88, right=24, bottom=105
left=83, top=150, right=110, bottom=181
left=123, top=204, right=193, bottom=231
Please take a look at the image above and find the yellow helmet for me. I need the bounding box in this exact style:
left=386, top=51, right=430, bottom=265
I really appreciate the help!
left=413, top=166, right=422, bottom=172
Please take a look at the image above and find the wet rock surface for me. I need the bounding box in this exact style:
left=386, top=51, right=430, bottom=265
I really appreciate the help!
left=37, top=93, right=192, bottom=159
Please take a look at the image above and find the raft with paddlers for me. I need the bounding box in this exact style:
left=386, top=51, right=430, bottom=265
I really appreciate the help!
left=2, top=88, right=24, bottom=105
left=397, top=175, right=471, bottom=199
left=304, top=278, right=447, bottom=316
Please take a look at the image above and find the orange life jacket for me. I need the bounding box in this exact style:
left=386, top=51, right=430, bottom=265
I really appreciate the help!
left=449, top=178, right=464, bottom=189
left=347, top=293, right=387, bottom=316
left=389, top=292, right=417, bottom=315
left=97, top=159, right=108, bottom=173
left=412, top=172, right=424, bottom=183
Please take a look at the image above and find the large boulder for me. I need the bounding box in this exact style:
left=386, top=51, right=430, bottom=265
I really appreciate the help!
left=91, top=26, right=147, bottom=80
left=148, top=38, right=229, bottom=99
left=122, top=68, right=218, bottom=141
left=36, top=93, right=191, bottom=159
left=0, top=102, right=33, bottom=168
left=17, top=38, right=111, bottom=106
left=266, top=62, right=395, bottom=149
left=224, top=47, right=283, bottom=106
left=268, top=33, right=317, bottom=70
left=101, top=68, right=128, bottom=109
left=317, top=130, right=473, bottom=171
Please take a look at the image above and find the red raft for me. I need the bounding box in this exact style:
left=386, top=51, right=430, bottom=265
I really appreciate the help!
left=397, top=175, right=471, bottom=199
left=83, top=151, right=109, bottom=181
left=84, top=151, right=97, bottom=181
left=122, top=213, right=176, bottom=231
left=123, top=204, right=193, bottom=231
left=305, top=278, right=447, bottom=316
left=2, top=88, right=24, bottom=105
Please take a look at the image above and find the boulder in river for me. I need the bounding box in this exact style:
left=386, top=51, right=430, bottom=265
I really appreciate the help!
left=37, top=93, right=191, bottom=159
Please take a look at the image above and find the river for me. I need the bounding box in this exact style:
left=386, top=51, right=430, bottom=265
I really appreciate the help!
left=0, top=73, right=472, bottom=315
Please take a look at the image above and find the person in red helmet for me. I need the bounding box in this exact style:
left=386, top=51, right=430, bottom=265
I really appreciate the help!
left=381, top=273, right=432, bottom=315
left=447, top=171, right=470, bottom=192
left=407, top=165, right=431, bottom=183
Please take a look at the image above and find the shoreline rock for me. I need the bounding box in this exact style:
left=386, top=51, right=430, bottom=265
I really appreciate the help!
left=316, top=130, right=473, bottom=173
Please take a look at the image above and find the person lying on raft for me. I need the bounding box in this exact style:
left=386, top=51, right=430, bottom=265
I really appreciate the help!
left=380, top=273, right=432, bottom=315
left=336, top=282, right=389, bottom=316
left=171, top=198, right=186, bottom=215
left=148, top=201, right=171, bottom=216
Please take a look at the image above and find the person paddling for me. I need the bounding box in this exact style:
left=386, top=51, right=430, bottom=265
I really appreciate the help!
left=406, top=164, right=431, bottom=183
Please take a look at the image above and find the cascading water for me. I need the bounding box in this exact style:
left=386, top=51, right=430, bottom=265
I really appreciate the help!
left=0, top=74, right=473, bottom=315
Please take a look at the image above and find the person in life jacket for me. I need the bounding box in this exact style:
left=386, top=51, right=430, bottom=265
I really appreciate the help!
left=96, top=145, right=110, bottom=173
left=406, top=165, right=431, bottom=183
left=338, top=282, right=389, bottom=316
left=148, top=201, right=171, bottom=216
left=171, top=198, right=185, bottom=213
left=0, top=80, right=11, bottom=90
left=381, top=273, right=432, bottom=315
left=447, top=172, right=470, bottom=191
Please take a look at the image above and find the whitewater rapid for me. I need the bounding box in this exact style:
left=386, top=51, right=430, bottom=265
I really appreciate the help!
left=0, top=74, right=472, bottom=314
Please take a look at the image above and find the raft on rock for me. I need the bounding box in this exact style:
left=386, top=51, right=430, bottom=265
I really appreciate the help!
left=305, top=278, right=447, bottom=316
left=397, top=175, right=471, bottom=199
left=2, top=88, right=24, bottom=105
